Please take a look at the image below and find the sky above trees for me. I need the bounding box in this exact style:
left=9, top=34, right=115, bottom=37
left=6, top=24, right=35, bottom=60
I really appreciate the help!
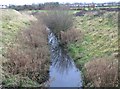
left=0, top=0, right=119, bottom=5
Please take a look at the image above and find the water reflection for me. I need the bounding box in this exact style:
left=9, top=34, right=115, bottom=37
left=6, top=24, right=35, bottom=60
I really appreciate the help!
left=51, top=47, right=74, bottom=74
left=48, top=30, right=73, bottom=74
left=47, top=28, right=82, bottom=87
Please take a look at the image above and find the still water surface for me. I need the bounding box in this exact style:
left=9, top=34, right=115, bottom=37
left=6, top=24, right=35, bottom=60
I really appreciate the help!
left=47, top=28, right=83, bottom=87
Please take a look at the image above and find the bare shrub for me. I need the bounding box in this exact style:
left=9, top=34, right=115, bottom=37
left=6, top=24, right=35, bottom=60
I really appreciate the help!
left=42, top=10, right=73, bottom=39
left=3, top=20, right=50, bottom=85
left=84, top=56, right=118, bottom=87
left=60, top=29, right=83, bottom=45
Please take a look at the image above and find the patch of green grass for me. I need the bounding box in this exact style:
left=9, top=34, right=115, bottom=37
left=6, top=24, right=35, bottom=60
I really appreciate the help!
left=1, top=9, right=37, bottom=55
left=2, top=74, right=41, bottom=87
left=31, top=10, right=47, bottom=12
left=1, top=9, right=32, bottom=45
left=69, top=11, right=118, bottom=67
left=1, top=9, right=37, bottom=87
left=96, top=6, right=120, bottom=9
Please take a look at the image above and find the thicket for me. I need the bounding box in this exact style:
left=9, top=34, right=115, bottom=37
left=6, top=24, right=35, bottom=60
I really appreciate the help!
left=42, top=9, right=83, bottom=48
left=8, top=2, right=60, bottom=11
left=84, top=56, right=118, bottom=87
left=3, top=19, right=50, bottom=87
left=43, top=10, right=73, bottom=36
left=69, top=11, right=118, bottom=87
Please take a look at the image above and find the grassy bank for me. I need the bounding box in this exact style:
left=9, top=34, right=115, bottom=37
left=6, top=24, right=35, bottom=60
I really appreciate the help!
left=1, top=9, right=36, bottom=55
left=68, top=11, right=118, bottom=87
left=1, top=9, right=35, bottom=86
left=1, top=9, right=50, bottom=87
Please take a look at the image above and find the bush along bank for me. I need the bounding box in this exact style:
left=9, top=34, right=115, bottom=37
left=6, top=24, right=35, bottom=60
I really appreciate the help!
left=68, top=11, right=118, bottom=87
left=2, top=14, right=50, bottom=87
left=41, top=9, right=83, bottom=50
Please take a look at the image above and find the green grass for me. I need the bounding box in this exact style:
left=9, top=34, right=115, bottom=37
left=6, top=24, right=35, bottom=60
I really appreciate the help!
left=31, top=10, right=47, bottom=12
left=1, top=9, right=50, bottom=87
left=3, top=74, right=41, bottom=87
left=1, top=9, right=37, bottom=54
left=1, top=9, right=38, bottom=87
left=68, top=11, right=118, bottom=67
left=96, top=6, right=120, bottom=9
left=31, top=9, right=80, bottom=15
left=1, top=9, right=33, bottom=45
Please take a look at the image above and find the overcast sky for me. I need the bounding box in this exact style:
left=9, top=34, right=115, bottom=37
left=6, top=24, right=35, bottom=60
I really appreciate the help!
left=0, top=0, right=119, bottom=5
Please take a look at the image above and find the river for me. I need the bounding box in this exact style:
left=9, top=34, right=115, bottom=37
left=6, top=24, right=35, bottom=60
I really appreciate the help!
left=47, top=28, right=83, bottom=87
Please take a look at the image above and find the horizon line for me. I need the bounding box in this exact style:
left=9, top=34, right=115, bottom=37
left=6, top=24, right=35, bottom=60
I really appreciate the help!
left=0, top=1, right=119, bottom=5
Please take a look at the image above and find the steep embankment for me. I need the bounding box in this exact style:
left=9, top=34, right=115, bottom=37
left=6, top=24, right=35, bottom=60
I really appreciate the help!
left=1, top=9, right=36, bottom=86
left=1, top=9, right=50, bottom=87
left=1, top=9, right=36, bottom=57
left=69, top=11, right=118, bottom=87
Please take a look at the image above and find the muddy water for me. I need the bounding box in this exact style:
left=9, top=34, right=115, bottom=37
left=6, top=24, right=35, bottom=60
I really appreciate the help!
left=47, top=28, right=83, bottom=87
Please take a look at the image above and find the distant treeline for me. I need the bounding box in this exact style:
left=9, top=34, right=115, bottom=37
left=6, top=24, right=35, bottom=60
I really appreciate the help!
left=7, top=2, right=120, bottom=11
left=8, top=2, right=60, bottom=11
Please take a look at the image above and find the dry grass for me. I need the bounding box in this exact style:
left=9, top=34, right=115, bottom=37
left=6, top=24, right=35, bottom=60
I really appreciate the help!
left=0, top=57, right=2, bottom=85
left=3, top=19, right=50, bottom=86
left=1, top=9, right=37, bottom=60
left=69, top=11, right=118, bottom=69
left=84, top=56, right=118, bottom=87
left=60, top=29, right=83, bottom=45
left=0, top=9, right=40, bottom=87
left=42, top=10, right=73, bottom=39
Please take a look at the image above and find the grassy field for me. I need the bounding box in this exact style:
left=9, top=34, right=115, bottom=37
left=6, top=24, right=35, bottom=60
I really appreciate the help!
left=68, top=11, right=118, bottom=87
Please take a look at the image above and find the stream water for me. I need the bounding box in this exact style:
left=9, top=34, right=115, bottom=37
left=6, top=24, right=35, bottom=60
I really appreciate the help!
left=47, top=28, right=83, bottom=87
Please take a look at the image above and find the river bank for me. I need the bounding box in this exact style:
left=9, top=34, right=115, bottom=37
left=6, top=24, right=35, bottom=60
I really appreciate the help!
left=68, top=11, right=118, bottom=87
left=1, top=9, right=50, bottom=87
left=1, top=9, right=118, bottom=87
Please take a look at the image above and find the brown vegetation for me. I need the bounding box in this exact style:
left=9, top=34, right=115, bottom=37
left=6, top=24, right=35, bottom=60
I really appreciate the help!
left=84, top=56, right=118, bottom=87
left=60, top=29, right=83, bottom=45
left=40, top=10, right=83, bottom=48
left=3, top=19, right=50, bottom=86
left=42, top=10, right=73, bottom=39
